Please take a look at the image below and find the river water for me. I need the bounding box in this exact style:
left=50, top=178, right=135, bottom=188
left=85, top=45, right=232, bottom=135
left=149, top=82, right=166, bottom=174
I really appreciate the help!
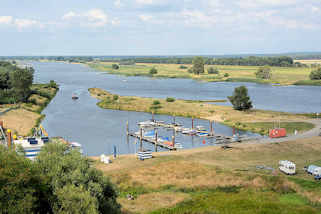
left=32, top=62, right=321, bottom=156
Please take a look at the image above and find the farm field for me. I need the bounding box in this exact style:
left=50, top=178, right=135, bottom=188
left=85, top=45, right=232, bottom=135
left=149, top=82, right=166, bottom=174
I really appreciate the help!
left=93, top=136, right=321, bottom=214
left=87, top=62, right=319, bottom=86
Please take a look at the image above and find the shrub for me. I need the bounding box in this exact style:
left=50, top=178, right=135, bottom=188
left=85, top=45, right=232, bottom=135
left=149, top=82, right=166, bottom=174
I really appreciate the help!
left=153, top=100, right=160, bottom=105
left=149, top=67, right=158, bottom=75
left=187, top=68, right=194, bottom=73
left=179, top=65, right=188, bottom=69
left=166, top=97, right=175, bottom=102
left=224, top=73, right=229, bottom=77
left=112, top=64, right=119, bottom=70
left=255, top=65, right=272, bottom=79
left=309, top=67, right=321, bottom=80
left=207, top=67, right=219, bottom=74
left=49, top=80, right=58, bottom=88
left=113, top=95, right=119, bottom=101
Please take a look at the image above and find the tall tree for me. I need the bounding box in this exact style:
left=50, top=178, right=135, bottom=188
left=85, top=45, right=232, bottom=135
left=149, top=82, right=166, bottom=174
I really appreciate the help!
left=10, top=67, right=34, bottom=102
left=192, top=56, right=205, bottom=75
left=228, top=86, right=253, bottom=111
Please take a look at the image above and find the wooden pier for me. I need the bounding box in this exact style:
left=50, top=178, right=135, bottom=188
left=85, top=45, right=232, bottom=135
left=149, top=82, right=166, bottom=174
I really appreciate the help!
left=128, top=132, right=177, bottom=151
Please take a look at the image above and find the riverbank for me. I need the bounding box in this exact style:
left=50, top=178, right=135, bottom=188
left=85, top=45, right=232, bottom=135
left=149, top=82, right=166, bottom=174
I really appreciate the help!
left=89, top=88, right=314, bottom=135
left=0, top=83, right=59, bottom=136
left=92, top=136, right=321, bottom=214
left=87, top=62, right=321, bottom=86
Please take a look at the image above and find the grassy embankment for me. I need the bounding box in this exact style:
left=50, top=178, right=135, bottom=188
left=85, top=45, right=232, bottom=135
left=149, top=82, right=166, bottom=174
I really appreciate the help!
left=0, top=83, right=58, bottom=136
left=89, top=88, right=314, bottom=135
left=87, top=62, right=321, bottom=86
left=93, top=136, right=321, bottom=214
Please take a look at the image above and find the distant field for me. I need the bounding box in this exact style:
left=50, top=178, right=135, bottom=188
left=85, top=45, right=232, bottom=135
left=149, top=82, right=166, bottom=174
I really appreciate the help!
left=294, top=59, right=321, bottom=65
left=87, top=62, right=319, bottom=86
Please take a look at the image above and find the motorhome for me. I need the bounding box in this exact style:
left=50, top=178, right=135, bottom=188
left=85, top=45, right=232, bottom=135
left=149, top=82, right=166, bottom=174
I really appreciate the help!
left=279, top=160, right=296, bottom=175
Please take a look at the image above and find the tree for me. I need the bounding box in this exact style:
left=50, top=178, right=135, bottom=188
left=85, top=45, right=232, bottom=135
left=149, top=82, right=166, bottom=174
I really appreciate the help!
left=255, top=65, right=272, bottom=79
left=0, top=69, right=10, bottom=89
left=192, top=56, right=204, bottom=75
left=112, top=64, right=119, bottom=70
left=0, top=142, right=121, bottom=214
left=228, top=86, right=253, bottom=111
left=207, top=67, right=219, bottom=74
left=36, top=143, right=121, bottom=214
left=149, top=67, right=158, bottom=75
left=0, top=146, right=51, bottom=214
left=309, top=67, right=321, bottom=80
left=10, top=67, right=34, bottom=102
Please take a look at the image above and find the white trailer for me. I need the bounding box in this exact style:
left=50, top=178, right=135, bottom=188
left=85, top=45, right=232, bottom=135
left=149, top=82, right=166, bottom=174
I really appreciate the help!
left=306, top=165, right=320, bottom=175
left=279, top=160, right=296, bottom=175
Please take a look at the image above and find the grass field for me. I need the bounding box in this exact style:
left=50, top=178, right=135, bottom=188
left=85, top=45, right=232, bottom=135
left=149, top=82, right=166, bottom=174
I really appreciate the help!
left=87, top=62, right=321, bottom=86
left=0, top=83, right=58, bottom=136
left=89, top=88, right=313, bottom=135
left=93, top=136, right=321, bottom=214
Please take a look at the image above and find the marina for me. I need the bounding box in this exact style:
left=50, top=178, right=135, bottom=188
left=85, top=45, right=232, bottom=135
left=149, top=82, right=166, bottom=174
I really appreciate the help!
left=32, top=62, right=320, bottom=155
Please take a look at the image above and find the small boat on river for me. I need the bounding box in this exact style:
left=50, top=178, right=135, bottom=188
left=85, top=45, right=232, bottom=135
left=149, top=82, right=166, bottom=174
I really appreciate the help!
left=72, top=94, right=79, bottom=100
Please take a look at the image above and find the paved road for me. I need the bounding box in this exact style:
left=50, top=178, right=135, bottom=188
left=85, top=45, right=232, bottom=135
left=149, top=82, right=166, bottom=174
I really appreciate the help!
left=246, top=119, right=321, bottom=144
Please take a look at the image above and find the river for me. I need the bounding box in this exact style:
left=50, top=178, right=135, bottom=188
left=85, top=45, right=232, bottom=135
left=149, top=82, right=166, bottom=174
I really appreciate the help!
left=32, top=62, right=321, bottom=155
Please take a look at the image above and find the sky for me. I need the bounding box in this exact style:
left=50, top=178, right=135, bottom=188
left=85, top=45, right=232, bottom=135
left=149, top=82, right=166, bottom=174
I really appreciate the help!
left=0, top=0, right=321, bottom=56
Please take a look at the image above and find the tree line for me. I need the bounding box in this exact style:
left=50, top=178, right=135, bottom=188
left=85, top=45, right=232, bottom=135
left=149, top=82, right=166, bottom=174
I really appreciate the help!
left=0, top=61, right=34, bottom=104
left=111, top=56, right=297, bottom=67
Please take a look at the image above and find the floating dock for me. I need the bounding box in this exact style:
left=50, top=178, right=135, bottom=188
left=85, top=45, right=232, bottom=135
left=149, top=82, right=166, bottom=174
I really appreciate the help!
left=128, top=132, right=177, bottom=151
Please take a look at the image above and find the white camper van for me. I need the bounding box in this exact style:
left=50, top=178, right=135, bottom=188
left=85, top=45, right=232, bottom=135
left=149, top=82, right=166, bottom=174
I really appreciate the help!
left=279, top=160, right=296, bottom=175
left=313, top=167, right=321, bottom=176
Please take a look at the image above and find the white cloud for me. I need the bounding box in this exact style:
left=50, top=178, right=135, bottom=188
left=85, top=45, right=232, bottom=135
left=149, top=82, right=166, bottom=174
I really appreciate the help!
left=0, top=16, right=13, bottom=25
left=85, top=9, right=108, bottom=27
left=14, top=19, right=43, bottom=29
left=238, top=0, right=298, bottom=8
left=181, top=10, right=216, bottom=27
left=139, top=14, right=153, bottom=21
left=114, top=0, right=123, bottom=8
left=62, top=11, right=78, bottom=20
left=136, top=0, right=154, bottom=5
left=62, top=9, right=108, bottom=27
left=111, top=18, right=120, bottom=25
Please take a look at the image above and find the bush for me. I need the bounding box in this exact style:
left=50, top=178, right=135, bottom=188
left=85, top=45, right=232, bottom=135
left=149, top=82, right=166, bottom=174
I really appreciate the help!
left=224, top=73, right=229, bottom=77
left=112, top=64, right=119, bottom=70
left=149, top=67, right=158, bottom=75
left=153, top=100, right=160, bottom=105
left=113, top=95, right=119, bottom=101
left=166, top=97, right=175, bottom=102
left=207, top=67, right=219, bottom=74
left=309, top=67, right=321, bottom=80
left=187, top=68, right=193, bottom=73
left=49, top=80, right=58, bottom=88
left=255, top=65, right=272, bottom=79
left=179, top=65, right=188, bottom=69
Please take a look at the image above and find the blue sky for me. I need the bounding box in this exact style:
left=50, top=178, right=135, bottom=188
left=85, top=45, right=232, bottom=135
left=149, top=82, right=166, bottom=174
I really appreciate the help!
left=0, top=0, right=321, bottom=56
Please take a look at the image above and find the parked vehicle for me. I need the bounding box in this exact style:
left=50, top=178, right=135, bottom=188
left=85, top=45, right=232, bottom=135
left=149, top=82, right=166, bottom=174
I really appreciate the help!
left=279, top=160, right=296, bottom=175
left=306, top=165, right=321, bottom=175
left=315, top=175, right=321, bottom=181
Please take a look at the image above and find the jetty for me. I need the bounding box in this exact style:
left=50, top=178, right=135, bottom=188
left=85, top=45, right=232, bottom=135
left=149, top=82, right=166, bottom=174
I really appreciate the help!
left=128, top=132, right=176, bottom=151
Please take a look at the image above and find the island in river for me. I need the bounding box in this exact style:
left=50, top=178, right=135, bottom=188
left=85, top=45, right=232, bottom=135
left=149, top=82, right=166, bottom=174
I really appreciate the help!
left=89, top=88, right=315, bottom=135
